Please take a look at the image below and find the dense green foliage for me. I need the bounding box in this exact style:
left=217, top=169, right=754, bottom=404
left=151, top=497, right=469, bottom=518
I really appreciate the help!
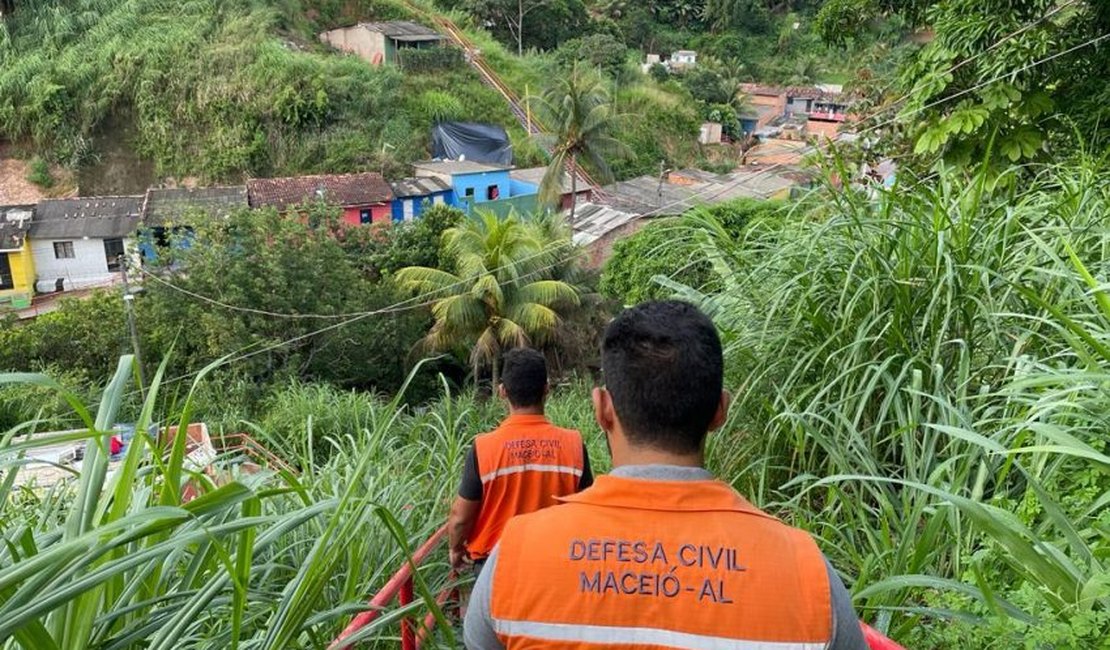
left=642, top=161, right=1110, bottom=645
left=0, top=205, right=470, bottom=408
left=535, top=68, right=624, bottom=216
left=0, top=0, right=516, bottom=181
left=396, top=211, right=583, bottom=385
left=834, top=0, right=1110, bottom=171
left=599, top=199, right=781, bottom=304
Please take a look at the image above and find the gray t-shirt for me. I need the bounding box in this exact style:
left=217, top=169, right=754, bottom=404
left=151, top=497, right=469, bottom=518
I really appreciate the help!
left=463, top=464, right=869, bottom=650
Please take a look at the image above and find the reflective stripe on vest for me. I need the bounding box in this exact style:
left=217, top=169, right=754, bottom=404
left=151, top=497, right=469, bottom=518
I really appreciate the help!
left=481, top=463, right=583, bottom=484
left=490, top=476, right=832, bottom=649
left=492, top=619, right=828, bottom=650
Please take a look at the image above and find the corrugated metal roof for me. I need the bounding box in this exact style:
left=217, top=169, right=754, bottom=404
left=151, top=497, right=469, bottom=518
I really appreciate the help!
left=413, top=160, right=512, bottom=175
left=359, top=21, right=444, bottom=41
left=247, top=172, right=394, bottom=211
left=569, top=203, right=640, bottom=247
left=143, top=186, right=248, bottom=226
left=0, top=205, right=34, bottom=251
left=603, top=168, right=798, bottom=215
left=31, top=196, right=144, bottom=239
left=390, top=176, right=451, bottom=198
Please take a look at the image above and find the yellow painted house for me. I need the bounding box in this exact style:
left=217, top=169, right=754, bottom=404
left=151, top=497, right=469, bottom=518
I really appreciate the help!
left=0, top=205, right=36, bottom=309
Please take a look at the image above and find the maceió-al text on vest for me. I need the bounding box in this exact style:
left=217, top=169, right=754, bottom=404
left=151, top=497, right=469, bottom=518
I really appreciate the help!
left=569, top=538, right=746, bottom=604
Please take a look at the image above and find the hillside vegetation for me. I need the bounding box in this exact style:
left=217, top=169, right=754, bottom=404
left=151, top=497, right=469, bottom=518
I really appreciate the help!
left=0, top=0, right=528, bottom=182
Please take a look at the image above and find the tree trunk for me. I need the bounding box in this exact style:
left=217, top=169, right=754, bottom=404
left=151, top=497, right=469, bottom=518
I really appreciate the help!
left=491, top=346, right=501, bottom=390
left=568, top=154, right=578, bottom=222
left=516, top=0, right=524, bottom=56
left=472, top=354, right=480, bottom=391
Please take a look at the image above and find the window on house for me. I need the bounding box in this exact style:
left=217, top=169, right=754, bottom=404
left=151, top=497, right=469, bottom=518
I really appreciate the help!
left=487, top=185, right=499, bottom=200
left=360, top=209, right=372, bottom=224
left=0, top=255, right=13, bottom=291
left=53, top=241, right=75, bottom=259
left=104, top=238, right=125, bottom=271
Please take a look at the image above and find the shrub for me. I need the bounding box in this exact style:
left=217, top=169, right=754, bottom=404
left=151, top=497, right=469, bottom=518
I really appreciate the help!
left=397, top=46, right=465, bottom=73
left=25, top=157, right=53, bottom=188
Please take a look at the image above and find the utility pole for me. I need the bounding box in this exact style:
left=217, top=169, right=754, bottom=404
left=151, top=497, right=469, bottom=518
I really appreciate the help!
left=119, top=256, right=145, bottom=394
left=657, top=160, right=666, bottom=206
left=525, top=84, right=531, bottom=134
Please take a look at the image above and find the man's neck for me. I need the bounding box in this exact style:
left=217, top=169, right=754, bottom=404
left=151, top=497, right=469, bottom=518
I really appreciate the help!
left=507, top=405, right=544, bottom=416
left=612, top=446, right=704, bottom=469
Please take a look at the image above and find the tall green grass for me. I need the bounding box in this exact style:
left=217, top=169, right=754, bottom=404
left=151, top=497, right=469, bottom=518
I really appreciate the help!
left=0, top=361, right=462, bottom=648
left=662, top=161, right=1110, bottom=645
left=0, top=358, right=606, bottom=648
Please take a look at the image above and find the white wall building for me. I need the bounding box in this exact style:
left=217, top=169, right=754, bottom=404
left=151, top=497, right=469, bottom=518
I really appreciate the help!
left=670, top=50, right=697, bottom=70
left=29, top=197, right=142, bottom=293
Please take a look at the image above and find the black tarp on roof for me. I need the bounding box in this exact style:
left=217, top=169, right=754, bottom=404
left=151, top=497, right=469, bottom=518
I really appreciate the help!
left=431, top=122, right=512, bottom=166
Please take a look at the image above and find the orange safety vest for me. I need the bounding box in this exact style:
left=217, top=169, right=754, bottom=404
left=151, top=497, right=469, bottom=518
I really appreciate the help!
left=467, top=414, right=586, bottom=559
left=490, top=475, right=832, bottom=649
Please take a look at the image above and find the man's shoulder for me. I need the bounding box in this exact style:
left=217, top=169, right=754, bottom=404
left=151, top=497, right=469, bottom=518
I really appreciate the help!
left=502, top=498, right=581, bottom=536
left=550, top=425, right=583, bottom=441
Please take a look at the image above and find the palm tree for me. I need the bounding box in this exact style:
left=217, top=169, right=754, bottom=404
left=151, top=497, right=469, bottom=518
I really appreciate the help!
left=533, top=67, right=624, bottom=221
left=394, top=211, right=581, bottom=387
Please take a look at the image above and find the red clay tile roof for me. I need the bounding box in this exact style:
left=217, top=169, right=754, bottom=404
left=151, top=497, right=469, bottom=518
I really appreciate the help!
left=246, top=173, right=394, bottom=211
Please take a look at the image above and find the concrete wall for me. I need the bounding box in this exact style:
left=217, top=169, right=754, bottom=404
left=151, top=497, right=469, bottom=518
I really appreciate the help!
left=457, top=193, right=538, bottom=219
left=341, top=203, right=392, bottom=226
left=582, top=218, right=649, bottom=270
left=31, top=237, right=134, bottom=293
left=319, top=27, right=388, bottom=65
left=390, top=192, right=451, bottom=222
left=450, top=170, right=512, bottom=204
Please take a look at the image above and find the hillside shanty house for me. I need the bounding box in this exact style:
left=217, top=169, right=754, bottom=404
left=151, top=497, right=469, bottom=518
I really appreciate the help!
left=412, top=161, right=536, bottom=216
left=389, top=177, right=453, bottom=222
left=247, top=173, right=395, bottom=225
left=318, top=21, right=445, bottom=66
left=139, top=186, right=248, bottom=261
left=0, top=205, right=35, bottom=307
left=670, top=50, right=697, bottom=70
left=29, top=197, right=143, bottom=293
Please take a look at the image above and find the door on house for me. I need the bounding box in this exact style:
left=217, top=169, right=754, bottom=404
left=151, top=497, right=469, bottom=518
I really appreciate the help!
left=104, top=238, right=125, bottom=271
left=403, top=199, right=415, bottom=221
left=0, top=255, right=13, bottom=291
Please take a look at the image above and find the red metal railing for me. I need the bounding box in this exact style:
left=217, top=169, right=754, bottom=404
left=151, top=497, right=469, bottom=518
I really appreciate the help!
left=862, top=622, right=906, bottom=650
left=330, top=522, right=907, bottom=650
left=329, top=525, right=454, bottom=650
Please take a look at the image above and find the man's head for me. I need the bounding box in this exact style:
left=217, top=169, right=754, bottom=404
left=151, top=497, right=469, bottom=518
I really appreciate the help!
left=594, top=300, right=727, bottom=458
left=499, top=348, right=549, bottom=411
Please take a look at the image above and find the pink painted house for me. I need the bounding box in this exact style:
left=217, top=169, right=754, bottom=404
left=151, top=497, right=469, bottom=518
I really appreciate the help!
left=247, top=172, right=395, bottom=225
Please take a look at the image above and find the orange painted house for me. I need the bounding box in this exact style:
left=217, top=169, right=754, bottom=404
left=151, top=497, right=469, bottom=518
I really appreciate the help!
left=246, top=172, right=395, bottom=225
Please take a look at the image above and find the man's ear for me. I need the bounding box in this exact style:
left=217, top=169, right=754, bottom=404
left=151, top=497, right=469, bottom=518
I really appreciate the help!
left=497, top=384, right=508, bottom=401
left=592, top=387, right=615, bottom=434
left=543, top=382, right=551, bottom=398
left=707, top=390, right=731, bottom=433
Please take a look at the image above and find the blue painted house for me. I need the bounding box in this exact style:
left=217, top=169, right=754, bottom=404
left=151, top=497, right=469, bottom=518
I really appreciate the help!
left=389, top=177, right=454, bottom=222
left=412, top=160, right=538, bottom=216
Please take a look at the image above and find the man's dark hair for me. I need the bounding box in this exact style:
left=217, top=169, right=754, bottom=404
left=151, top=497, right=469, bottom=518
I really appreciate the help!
left=501, top=348, right=548, bottom=408
left=601, top=300, right=723, bottom=454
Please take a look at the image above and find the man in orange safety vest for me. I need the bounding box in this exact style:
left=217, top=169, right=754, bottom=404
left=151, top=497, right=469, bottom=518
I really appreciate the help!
left=448, top=347, right=594, bottom=573
left=464, top=300, right=868, bottom=649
